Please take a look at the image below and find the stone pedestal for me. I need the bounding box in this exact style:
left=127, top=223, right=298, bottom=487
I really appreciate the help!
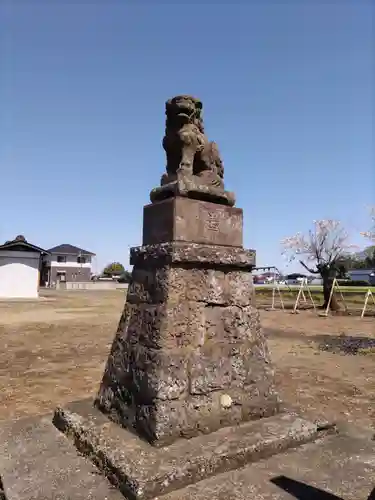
left=149, top=174, right=236, bottom=207
left=94, top=198, right=280, bottom=446
left=143, top=198, right=243, bottom=247
left=49, top=195, right=322, bottom=500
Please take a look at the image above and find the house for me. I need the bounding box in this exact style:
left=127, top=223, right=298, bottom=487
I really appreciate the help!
left=252, top=267, right=281, bottom=284
left=348, top=269, right=375, bottom=285
left=285, top=273, right=307, bottom=285
left=41, top=244, right=96, bottom=286
left=0, top=235, right=49, bottom=298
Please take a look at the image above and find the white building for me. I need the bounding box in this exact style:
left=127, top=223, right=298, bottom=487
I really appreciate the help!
left=0, top=236, right=49, bottom=299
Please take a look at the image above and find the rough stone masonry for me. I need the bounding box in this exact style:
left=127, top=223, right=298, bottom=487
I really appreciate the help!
left=94, top=95, right=281, bottom=446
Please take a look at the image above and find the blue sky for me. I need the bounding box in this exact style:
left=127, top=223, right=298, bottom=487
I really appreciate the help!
left=1, top=1, right=373, bottom=273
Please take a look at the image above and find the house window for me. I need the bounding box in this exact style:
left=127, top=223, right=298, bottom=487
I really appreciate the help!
left=77, top=255, right=86, bottom=264
left=57, top=255, right=66, bottom=263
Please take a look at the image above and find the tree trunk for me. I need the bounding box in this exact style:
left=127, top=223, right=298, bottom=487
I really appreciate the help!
left=322, top=276, right=340, bottom=311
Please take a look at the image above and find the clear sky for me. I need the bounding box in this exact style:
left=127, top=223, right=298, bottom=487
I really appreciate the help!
left=1, top=1, right=373, bottom=274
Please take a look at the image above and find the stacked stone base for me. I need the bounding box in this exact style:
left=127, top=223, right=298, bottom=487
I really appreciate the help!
left=53, top=402, right=319, bottom=500
left=94, top=241, right=280, bottom=446
left=2, top=408, right=374, bottom=500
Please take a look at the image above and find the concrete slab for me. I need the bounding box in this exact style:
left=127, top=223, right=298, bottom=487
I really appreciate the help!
left=0, top=409, right=373, bottom=500
left=53, top=400, right=318, bottom=500
left=160, top=434, right=375, bottom=500
left=0, top=415, right=124, bottom=500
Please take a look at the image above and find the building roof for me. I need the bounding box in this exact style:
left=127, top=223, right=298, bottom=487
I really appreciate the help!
left=349, top=269, right=374, bottom=274
left=0, top=236, right=50, bottom=255
left=47, top=244, right=96, bottom=256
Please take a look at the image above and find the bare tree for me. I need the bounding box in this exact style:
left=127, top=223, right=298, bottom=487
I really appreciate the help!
left=281, top=220, right=356, bottom=311
left=361, top=205, right=375, bottom=242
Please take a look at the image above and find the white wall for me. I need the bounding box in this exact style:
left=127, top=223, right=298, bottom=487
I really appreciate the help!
left=0, top=250, right=40, bottom=298
left=44, top=254, right=92, bottom=269
left=58, top=282, right=128, bottom=290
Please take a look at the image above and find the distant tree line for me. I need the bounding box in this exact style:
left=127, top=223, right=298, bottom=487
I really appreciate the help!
left=338, top=245, right=375, bottom=273
left=97, top=262, right=132, bottom=283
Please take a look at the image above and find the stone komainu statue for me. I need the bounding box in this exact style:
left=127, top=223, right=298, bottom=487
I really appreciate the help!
left=162, top=95, right=224, bottom=187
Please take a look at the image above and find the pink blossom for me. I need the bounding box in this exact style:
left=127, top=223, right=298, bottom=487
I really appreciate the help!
left=360, top=205, right=375, bottom=242
left=281, top=219, right=357, bottom=266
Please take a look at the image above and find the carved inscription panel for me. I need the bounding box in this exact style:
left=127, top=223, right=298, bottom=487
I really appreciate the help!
left=206, top=210, right=221, bottom=232
left=185, top=199, right=243, bottom=247
left=143, top=198, right=243, bottom=247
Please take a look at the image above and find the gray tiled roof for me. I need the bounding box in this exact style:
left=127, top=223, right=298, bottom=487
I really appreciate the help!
left=47, top=244, right=95, bottom=256
left=0, top=239, right=49, bottom=254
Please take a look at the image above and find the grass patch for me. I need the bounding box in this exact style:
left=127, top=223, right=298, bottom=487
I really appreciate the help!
left=357, top=347, right=375, bottom=356
left=255, top=285, right=375, bottom=293
left=256, top=291, right=366, bottom=305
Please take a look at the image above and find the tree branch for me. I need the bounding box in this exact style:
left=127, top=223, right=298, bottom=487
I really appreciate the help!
left=299, top=260, right=318, bottom=274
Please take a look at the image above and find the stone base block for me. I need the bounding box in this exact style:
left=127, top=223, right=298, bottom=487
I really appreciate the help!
left=149, top=176, right=236, bottom=207
left=159, top=433, right=375, bottom=500
left=143, top=198, right=243, bottom=247
left=1, top=411, right=373, bottom=500
left=129, top=241, right=256, bottom=268
left=94, top=242, right=273, bottom=446
left=53, top=400, right=318, bottom=500
left=0, top=415, right=123, bottom=500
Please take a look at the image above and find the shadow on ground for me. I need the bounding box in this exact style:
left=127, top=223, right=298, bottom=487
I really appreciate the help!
left=316, top=335, right=375, bottom=355
left=266, top=328, right=375, bottom=356
left=271, top=475, right=375, bottom=500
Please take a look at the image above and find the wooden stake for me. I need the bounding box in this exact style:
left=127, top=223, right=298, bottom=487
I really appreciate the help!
left=293, top=279, right=316, bottom=314
left=361, top=289, right=375, bottom=319
left=322, top=278, right=348, bottom=316
left=271, top=278, right=285, bottom=311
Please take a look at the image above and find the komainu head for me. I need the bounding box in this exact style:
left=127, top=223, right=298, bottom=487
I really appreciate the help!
left=165, top=95, right=204, bottom=131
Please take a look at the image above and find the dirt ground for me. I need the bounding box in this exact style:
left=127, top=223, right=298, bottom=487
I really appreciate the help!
left=0, top=290, right=374, bottom=432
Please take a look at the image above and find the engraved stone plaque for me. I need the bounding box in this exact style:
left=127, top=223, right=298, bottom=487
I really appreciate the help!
left=143, top=198, right=243, bottom=247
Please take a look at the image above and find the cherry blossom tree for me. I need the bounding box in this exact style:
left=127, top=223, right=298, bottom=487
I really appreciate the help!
left=361, top=206, right=375, bottom=242
left=281, top=220, right=356, bottom=311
